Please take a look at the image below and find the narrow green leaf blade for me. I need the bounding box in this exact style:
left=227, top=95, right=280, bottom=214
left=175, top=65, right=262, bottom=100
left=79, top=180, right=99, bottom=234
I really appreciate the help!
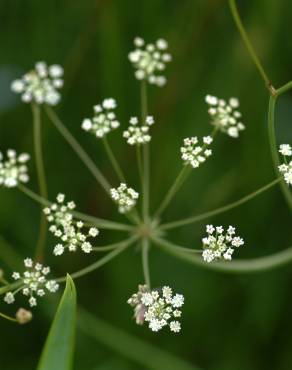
left=37, top=274, right=77, bottom=370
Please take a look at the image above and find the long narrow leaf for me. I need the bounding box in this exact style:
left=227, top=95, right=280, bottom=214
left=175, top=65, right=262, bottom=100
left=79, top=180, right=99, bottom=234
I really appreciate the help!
left=37, top=274, right=77, bottom=370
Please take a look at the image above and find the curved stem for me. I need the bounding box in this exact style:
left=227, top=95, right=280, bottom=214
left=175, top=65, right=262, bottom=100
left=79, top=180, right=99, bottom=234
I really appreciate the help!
left=141, top=81, right=150, bottom=221
left=56, top=236, right=138, bottom=282
left=0, top=311, right=17, bottom=323
left=32, top=104, right=48, bottom=262
left=152, top=236, right=292, bottom=274
left=154, top=166, right=191, bottom=219
left=18, top=184, right=133, bottom=231
left=228, top=0, right=273, bottom=91
left=268, top=97, right=292, bottom=210
left=45, top=105, right=111, bottom=193
left=160, top=178, right=281, bottom=230
left=142, top=238, right=151, bottom=288
left=102, top=137, right=126, bottom=182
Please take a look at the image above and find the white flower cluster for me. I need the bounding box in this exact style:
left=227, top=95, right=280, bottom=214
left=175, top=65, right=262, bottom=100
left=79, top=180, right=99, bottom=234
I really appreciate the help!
left=123, top=116, right=154, bottom=145
left=43, top=194, right=99, bottom=255
left=202, top=225, right=244, bottom=263
left=278, top=144, right=292, bottom=186
left=127, top=285, right=184, bottom=333
left=4, top=258, right=59, bottom=307
left=128, top=37, right=172, bottom=86
left=181, top=136, right=213, bottom=168
left=110, top=183, right=139, bottom=213
left=205, top=95, right=245, bottom=138
left=11, top=61, right=63, bottom=105
left=0, top=149, right=30, bottom=188
left=81, top=98, right=120, bottom=138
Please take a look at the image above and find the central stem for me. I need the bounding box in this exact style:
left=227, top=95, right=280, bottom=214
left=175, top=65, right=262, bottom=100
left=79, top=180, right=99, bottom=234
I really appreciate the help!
left=32, top=104, right=48, bottom=262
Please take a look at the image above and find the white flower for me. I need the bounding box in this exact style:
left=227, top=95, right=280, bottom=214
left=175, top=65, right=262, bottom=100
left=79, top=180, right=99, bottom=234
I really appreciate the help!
left=110, top=183, right=139, bottom=213
left=128, top=285, right=184, bottom=333
left=4, top=259, right=58, bottom=307
left=279, top=144, right=292, bottom=157
left=123, top=116, right=154, bottom=145
left=180, top=136, right=213, bottom=168
left=0, top=149, right=30, bottom=188
left=202, top=225, right=244, bottom=262
left=205, top=95, right=245, bottom=138
left=44, top=193, right=100, bottom=255
left=128, top=37, right=171, bottom=86
left=81, top=98, right=120, bottom=138
left=278, top=144, right=292, bottom=186
left=11, top=61, right=64, bottom=105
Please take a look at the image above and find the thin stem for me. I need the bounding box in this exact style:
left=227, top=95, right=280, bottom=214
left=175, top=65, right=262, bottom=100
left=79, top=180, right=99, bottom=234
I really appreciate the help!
left=276, top=81, right=292, bottom=96
left=136, top=146, right=144, bottom=188
left=268, top=97, right=292, bottom=210
left=155, top=166, right=190, bottom=219
left=160, top=178, right=281, bottom=230
left=45, top=105, right=111, bottom=193
left=0, top=311, right=17, bottom=323
left=152, top=237, right=292, bottom=274
left=141, top=81, right=150, bottom=221
left=142, top=238, right=151, bottom=288
left=32, top=103, right=48, bottom=262
left=56, top=236, right=138, bottom=282
left=92, top=239, right=132, bottom=252
left=102, top=137, right=126, bottom=182
left=18, top=184, right=133, bottom=231
left=228, top=0, right=272, bottom=91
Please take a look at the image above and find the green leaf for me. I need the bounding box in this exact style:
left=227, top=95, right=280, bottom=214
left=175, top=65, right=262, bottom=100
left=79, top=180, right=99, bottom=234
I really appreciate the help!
left=37, top=274, right=77, bottom=370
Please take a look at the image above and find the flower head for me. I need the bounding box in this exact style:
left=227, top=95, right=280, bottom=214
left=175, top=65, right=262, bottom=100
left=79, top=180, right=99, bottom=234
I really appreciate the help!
left=202, top=225, right=244, bottom=263
left=16, top=308, right=33, bottom=324
left=81, top=98, right=120, bottom=138
left=4, top=258, right=59, bottom=307
left=110, top=183, right=139, bottom=213
left=181, top=136, right=213, bottom=168
left=127, top=285, right=184, bottom=333
left=11, top=61, right=63, bottom=105
left=123, top=116, right=154, bottom=145
left=205, top=95, right=245, bottom=138
left=43, top=193, right=99, bottom=255
left=128, top=37, right=171, bottom=86
left=0, top=149, right=30, bottom=188
left=278, top=144, right=292, bottom=186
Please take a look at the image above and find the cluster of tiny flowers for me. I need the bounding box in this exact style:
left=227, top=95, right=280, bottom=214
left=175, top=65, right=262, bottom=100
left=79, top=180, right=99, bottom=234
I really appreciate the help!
left=81, top=98, right=120, bottom=138
left=123, top=116, right=154, bottom=145
left=0, top=149, right=30, bottom=188
left=278, top=144, right=292, bottom=185
left=43, top=194, right=99, bottom=255
left=202, top=225, right=244, bottom=263
left=127, top=285, right=184, bottom=333
left=11, top=61, right=63, bottom=105
left=128, top=37, right=172, bottom=86
left=181, top=136, right=213, bottom=168
left=4, top=258, right=59, bottom=307
left=205, top=95, right=245, bottom=138
left=110, top=183, right=139, bottom=213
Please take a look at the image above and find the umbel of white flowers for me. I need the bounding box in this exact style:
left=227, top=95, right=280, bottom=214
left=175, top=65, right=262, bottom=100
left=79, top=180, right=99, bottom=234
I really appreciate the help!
left=0, top=149, right=30, bottom=188
left=123, top=116, right=154, bottom=145
left=81, top=98, right=120, bottom=138
left=202, top=225, right=244, bottom=263
left=128, top=37, right=172, bottom=86
left=205, top=95, right=245, bottom=138
left=4, top=258, right=59, bottom=307
left=43, top=193, right=99, bottom=255
left=11, top=61, right=64, bottom=105
left=278, top=144, right=292, bottom=185
left=110, top=183, right=139, bottom=213
left=181, top=136, right=213, bottom=168
left=127, top=285, right=184, bottom=333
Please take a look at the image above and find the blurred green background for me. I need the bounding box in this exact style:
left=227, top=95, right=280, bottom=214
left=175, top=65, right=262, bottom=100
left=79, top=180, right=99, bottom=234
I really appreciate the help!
left=1, top=0, right=292, bottom=369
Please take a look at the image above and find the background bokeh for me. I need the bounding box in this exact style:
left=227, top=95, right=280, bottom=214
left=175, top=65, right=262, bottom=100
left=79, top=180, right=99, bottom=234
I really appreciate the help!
left=0, top=0, right=292, bottom=369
